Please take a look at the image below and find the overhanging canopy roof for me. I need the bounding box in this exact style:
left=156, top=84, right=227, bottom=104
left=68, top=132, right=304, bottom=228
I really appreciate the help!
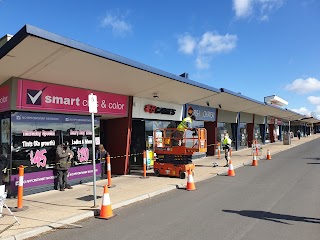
left=0, top=25, right=220, bottom=106
left=300, top=117, right=320, bottom=124
left=190, top=88, right=306, bottom=121
left=0, top=24, right=317, bottom=123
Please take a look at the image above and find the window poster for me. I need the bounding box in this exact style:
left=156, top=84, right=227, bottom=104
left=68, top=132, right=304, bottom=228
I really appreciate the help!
left=11, top=112, right=100, bottom=174
left=1, top=118, right=10, bottom=143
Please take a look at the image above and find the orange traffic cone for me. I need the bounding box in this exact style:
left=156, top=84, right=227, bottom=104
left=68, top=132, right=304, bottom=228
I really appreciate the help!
left=186, top=169, right=196, bottom=191
left=266, top=149, right=272, bottom=160
left=228, top=158, right=235, bottom=176
left=252, top=154, right=258, bottom=166
left=96, top=185, right=116, bottom=220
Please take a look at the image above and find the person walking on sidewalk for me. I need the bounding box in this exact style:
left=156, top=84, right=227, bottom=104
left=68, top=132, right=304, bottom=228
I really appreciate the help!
left=297, top=130, right=301, bottom=140
left=222, top=133, right=232, bottom=167
left=55, top=142, right=74, bottom=191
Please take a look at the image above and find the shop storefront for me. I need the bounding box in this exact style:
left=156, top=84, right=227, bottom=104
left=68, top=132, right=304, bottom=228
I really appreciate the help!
left=254, top=115, right=266, bottom=145
left=217, top=110, right=238, bottom=150
left=267, top=117, right=283, bottom=142
left=1, top=78, right=128, bottom=195
left=130, top=97, right=183, bottom=170
left=185, top=104, right=216, bottom=156
left=238, top=112, right=253, bottom=149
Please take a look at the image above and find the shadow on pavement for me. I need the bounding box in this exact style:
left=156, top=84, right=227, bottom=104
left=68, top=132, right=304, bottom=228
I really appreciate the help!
left=195, top=164, right=215, bottom=167
left=23, top=199, right=90, bottom=208
left=222, top=209, right=320, bottom=225
left=304, top=157, right=320, bottom=160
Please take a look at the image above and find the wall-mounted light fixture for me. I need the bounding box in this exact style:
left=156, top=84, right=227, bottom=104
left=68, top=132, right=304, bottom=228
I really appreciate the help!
left=153, top=93, right=159, bottom=99
left=206, top=101, right=210, bottom=107
left=218, top=104, right=222, bottom=109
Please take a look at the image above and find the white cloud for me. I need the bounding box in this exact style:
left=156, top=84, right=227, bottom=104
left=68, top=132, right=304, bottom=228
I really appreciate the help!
left=177, top=32, right=237, bottom=69
left=291, top=107, right=310, bottom=116
left=233, top=0, right=284, bottom=21
left=198, top=32, right=238, bottom=54
left=308, top=96, right=320, bottom=105
left=233, top=0, right=253, bottom=18
left=315, top=106, right=320, bottom=114
left=101, top=11, right=132, bottom=37
left=195, top=56, right=210, bottom=69
left=291, top=106, right=320, bottom=119
left=285, top=77, right=320, bottom=94
left=178, top=34, right=196, bottom=54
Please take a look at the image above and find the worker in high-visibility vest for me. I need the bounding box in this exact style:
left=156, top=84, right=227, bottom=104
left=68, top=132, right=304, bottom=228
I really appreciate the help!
left=222, top=133, right=232, bottom=167
left=176, top=115, right=196, bottom=146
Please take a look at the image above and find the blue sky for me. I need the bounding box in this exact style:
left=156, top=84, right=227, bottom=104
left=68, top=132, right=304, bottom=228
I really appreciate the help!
left=1, top=0, right=320, bottom=118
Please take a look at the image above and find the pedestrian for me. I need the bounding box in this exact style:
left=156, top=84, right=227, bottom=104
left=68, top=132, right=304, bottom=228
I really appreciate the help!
left=55, top=142, right=74, bottom=191
left=96, top=144, right=108, bottom=178
left=0, top=150, right=8, bottom=185
left=222, top=133, right=232, bottom=167
left=96, top=144, right=108, bottom=161
left=297, top=130, right=301, bottom=140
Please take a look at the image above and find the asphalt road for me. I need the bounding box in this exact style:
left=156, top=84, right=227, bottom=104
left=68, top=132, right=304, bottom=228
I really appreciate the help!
left=36, top=139, right=320, bottom=240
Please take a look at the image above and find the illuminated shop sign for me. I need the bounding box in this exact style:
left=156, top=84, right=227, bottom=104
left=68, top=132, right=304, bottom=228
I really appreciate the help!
left=144, top=104, right=176, bottom=115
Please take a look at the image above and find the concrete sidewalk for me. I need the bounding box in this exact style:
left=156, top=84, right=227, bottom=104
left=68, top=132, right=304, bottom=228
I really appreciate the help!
left=1, top=135, right=319, bottom=240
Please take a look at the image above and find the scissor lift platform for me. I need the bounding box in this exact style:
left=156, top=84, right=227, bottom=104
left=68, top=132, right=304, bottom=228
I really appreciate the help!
left=153, top=128, right=207, bottom=179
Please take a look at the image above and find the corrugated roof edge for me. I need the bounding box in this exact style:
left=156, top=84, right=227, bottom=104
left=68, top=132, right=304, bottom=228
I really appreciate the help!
left=1, top=24, right=220, bottom=94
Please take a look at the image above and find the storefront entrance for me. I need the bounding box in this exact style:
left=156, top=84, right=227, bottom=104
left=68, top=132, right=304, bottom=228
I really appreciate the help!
left=129, top=120, right=146, bottom=170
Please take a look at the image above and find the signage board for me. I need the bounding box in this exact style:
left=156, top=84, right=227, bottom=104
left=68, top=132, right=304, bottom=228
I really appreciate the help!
left=185, top=104, right=216, bottom=121
left=0, top=84, right=10, bottom=111
left=16, top=79, right=127, bottom=116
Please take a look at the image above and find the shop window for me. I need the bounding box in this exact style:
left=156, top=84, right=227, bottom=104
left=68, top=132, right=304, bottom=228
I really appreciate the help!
left=254, top=124, right=262, bottom=144
left=0, top=112, right=11, bottom=156
left=10, top=112, right=99, bottom=175
left=217, top=122, right=233, bottom=146
left=239, top=123, right=247, bottom=147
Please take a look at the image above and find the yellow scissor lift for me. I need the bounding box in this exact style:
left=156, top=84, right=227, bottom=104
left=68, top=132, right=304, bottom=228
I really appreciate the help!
left=153, top=128, right=207, bottom=179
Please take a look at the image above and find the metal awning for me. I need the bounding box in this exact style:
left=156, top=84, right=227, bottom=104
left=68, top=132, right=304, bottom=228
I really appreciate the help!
left=0, top=24, right=317, bottom=123
left=300, top=117, right=320, bottom=124
left=0, top=25, right=220, bottom=106
left=190, top=88, right=306, bottom=121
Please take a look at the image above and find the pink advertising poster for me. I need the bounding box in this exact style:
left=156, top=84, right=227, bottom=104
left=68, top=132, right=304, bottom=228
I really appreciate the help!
left=0, top=84, right=10, bottom=111
left=16, top=79, right=128, bottom=115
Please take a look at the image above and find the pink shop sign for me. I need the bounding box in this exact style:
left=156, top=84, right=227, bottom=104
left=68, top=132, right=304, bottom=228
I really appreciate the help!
left=16, top=79, right=128, bottom=115
left=0, top=85, right=10, bottom=111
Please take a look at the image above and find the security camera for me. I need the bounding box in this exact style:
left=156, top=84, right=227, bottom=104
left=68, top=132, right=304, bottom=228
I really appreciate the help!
left=206, top=101, right=210, bottom=107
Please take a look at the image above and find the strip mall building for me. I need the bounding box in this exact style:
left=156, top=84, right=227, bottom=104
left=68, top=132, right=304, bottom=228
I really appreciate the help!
left=0, top=25, right=319, bottom=195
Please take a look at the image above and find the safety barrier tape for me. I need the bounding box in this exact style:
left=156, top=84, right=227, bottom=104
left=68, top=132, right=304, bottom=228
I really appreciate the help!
left=6, top=152, right=145, bottom=171
left=5, top=144, right=231, bottom=171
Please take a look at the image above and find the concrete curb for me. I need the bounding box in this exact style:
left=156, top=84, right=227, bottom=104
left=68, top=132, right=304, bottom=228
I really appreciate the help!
left=1, top=186, right=179, bottom=240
